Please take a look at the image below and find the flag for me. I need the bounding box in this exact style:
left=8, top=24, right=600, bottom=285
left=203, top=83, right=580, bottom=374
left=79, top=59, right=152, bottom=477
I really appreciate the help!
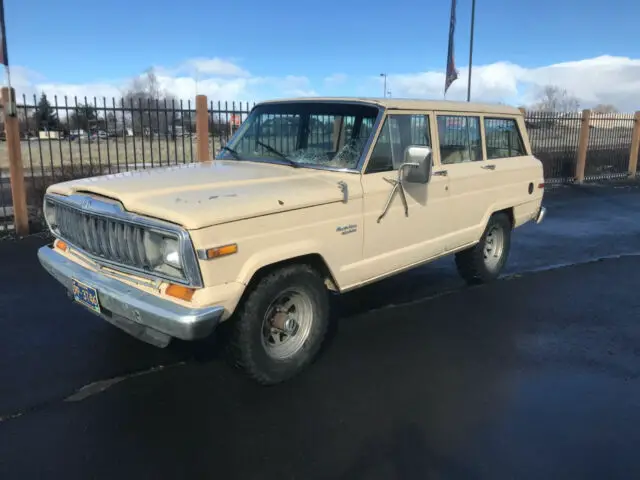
left=0, top=0, right=7, bottom=67
left=444, top=0, right=458, bottom=94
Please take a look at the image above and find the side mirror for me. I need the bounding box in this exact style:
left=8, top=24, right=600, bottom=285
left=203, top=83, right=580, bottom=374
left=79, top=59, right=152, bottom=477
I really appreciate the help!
left=400, top=145, right=433, bottom=184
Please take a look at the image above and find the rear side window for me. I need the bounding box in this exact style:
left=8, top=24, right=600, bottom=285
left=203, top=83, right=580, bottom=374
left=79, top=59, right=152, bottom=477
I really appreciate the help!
left=484, top=117, right=526, bottom=159
left=437, top=115, right=482, bottom=164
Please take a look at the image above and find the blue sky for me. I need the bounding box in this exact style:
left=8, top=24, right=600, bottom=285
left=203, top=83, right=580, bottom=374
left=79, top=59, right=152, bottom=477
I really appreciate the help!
left=6, top=0, right=640, bottom=109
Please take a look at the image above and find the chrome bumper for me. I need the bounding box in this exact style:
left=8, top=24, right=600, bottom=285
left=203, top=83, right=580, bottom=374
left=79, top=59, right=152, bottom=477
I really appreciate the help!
left=535, top=206, right=546, bottom=224
left=38, top=245, right=223, bottom=348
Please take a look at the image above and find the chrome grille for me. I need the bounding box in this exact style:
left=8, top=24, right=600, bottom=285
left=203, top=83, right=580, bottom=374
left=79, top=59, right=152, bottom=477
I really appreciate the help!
left=55, top=202, right=151, bottom=269
left=44, top=193, right=203, bottom=287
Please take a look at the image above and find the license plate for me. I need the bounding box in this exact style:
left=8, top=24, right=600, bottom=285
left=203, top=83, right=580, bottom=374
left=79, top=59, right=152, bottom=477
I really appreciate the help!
left=72, top=279, right=101, bottom=314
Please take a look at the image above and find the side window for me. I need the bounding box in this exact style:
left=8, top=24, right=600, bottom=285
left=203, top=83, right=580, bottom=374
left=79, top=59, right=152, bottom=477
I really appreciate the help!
left=366, top=114, right=431, bottom=174
left=484, top=117, right=526, bottom=159
left=437, top=115, right=482, bottom=165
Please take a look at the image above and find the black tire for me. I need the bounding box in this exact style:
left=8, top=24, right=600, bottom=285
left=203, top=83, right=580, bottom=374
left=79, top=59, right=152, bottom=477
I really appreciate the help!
left=455, top=212, right=512, bottom=285
left=227, top=263, right=330, bottom=385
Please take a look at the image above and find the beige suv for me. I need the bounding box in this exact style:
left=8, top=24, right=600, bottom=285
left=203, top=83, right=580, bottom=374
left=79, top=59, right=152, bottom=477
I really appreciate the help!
left=38, top=97, right=546, bottom=384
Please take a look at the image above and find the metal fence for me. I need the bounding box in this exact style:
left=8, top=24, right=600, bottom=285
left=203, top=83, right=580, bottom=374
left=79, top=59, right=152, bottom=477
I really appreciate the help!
left=0, top=175, right=11, bottom=236
left=584, top=113, right=636, bottom=181
left=524, top=111, right=638, bottom=183
left=208, top=101, right=254, bottom=151
left=10, top=95, right=256, bottom=173
left=1, top=94, right=639, bottom=237
left=525, top=111, right=583, bottom=182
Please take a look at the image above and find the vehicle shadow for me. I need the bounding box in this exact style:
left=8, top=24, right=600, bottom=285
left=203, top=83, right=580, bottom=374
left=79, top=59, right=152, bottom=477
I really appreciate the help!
left=182, top=257, right=465, bottom=366
left=333, top=257, right=463, bottom=319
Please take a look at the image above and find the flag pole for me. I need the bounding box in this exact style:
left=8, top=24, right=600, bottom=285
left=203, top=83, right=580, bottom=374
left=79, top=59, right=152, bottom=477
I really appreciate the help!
left=466, top=0, right=476, bottom=102
left=0, top=0, right=8, bottom=81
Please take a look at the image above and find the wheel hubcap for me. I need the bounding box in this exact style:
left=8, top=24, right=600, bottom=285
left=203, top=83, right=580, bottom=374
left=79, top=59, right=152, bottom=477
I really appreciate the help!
left=483, top=225, right=505, bottom=271
left=261, top=289, right=313, bottom=360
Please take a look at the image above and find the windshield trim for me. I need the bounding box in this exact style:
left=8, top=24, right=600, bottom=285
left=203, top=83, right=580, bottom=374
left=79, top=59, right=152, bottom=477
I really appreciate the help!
left=215, top=100, right=386, bottom=174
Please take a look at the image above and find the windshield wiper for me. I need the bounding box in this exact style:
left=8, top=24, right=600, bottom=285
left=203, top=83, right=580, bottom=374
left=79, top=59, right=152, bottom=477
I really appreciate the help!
left=257, top=140, right=299, bottom=168
left=221, top=145, right=241, bottom=160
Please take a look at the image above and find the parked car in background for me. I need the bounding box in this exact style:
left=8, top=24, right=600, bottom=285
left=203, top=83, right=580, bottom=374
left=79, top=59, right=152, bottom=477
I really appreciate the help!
left=38, top=97, right=546, bottom=385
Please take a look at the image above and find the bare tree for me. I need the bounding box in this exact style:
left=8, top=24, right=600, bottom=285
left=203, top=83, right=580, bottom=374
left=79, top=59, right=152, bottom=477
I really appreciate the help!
left=123, top=68, right=178, bottom=136
left=532, top=85, right=580, bottom=113
left=592, top=103, right=618, bottom=114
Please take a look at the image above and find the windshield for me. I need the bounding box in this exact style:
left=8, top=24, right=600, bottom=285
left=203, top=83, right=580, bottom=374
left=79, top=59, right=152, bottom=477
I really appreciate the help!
left=217, top=102, right=381, bottom=170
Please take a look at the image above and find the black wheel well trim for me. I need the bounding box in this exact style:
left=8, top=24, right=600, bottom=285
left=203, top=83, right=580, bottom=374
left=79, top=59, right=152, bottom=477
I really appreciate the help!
left=245, top=254, right=340, bottom=293
left=491, top=207, right=514, bottom=228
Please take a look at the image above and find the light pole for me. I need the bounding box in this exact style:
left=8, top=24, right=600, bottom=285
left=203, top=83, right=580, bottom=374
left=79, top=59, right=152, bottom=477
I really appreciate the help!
left=380, top=73, right=387, bottom=98
left=466, top=0, right=476, bottom=102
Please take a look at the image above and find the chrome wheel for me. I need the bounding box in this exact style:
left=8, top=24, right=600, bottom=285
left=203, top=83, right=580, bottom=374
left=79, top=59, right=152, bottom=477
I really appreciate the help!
left=483, top=224, right=505, bottom=271
left=261, top=288, right=314, bottom=360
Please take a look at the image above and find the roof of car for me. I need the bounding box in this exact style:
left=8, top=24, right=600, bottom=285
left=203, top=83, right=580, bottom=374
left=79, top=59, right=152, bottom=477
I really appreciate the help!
left=256, top=97, right=522, bottom=115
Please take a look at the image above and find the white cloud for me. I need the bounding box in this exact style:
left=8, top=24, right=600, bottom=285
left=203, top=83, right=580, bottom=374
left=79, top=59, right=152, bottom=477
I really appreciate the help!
left=324, top=73, right=348, bottom=86
left=381, top=55, right=640, bottom=110
left=12, top=55, right=640, bottom=111
left=183, top=57, right=250, bottom=77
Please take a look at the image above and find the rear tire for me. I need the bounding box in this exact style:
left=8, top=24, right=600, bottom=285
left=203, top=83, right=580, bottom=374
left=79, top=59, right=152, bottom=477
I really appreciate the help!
left=455, top=212, right=511, bottom=285
left=227, top=264, right=330, bottom=385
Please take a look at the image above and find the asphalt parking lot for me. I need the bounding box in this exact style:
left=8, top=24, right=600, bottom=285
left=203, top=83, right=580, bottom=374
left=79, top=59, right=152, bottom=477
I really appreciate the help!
left=1, top=182, right=640, bottom=479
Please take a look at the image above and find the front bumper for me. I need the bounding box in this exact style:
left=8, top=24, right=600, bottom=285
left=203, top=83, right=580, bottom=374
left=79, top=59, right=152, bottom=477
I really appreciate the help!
left=38, top=245, right=223, bottom=348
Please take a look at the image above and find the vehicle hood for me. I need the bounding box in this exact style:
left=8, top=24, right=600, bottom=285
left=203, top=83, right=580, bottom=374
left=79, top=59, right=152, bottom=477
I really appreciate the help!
left=46, top=160, right=363, bottom=229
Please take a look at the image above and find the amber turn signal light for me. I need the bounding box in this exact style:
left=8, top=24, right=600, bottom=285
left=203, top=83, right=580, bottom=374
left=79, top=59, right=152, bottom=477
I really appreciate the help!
left=205, top=243, right=238, bottom=259
left=166, top=284, right=196, bottom=302
left=55, top=239, right=68, bottom=252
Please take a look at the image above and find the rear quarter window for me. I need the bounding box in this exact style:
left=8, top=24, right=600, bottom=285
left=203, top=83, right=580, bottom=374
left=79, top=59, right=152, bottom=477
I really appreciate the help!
left=484, top=117, right=527, bottom=159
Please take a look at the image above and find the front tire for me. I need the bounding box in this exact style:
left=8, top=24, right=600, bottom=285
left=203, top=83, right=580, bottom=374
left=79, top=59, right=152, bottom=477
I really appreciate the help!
left=228, top=264, right=330, bottom=385
left=455, top=212, right=511, bottom=285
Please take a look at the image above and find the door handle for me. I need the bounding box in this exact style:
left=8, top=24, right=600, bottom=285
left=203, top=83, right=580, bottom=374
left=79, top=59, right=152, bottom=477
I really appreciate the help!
left=433, top=170, right=448, bottom=176
left=481, top=164, right=496, bottom=170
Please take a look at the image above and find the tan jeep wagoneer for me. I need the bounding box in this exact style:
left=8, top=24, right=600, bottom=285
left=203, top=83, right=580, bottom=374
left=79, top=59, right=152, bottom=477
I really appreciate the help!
left=38, top=97, right=546, bottom=384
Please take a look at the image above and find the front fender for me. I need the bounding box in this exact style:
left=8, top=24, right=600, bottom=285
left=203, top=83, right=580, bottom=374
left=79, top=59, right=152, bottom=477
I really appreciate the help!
left=235, top=240, right=332, bottom=286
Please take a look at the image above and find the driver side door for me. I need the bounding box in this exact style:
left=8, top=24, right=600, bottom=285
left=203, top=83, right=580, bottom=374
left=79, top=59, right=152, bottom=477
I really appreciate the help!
left=359, top=112, right=452, bottom=282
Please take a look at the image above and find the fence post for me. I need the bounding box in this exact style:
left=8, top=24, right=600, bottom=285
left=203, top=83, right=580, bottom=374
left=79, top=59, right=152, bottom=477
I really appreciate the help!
left=628, top=111, right=640, bottom=177
left=195, top=94, right=210, bottom=161
left=574, top=108, right=591, bottom=183
left=2, top=87, right=29, bottom=236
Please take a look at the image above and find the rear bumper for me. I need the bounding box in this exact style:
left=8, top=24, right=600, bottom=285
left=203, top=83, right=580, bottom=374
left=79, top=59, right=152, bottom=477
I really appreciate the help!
left=38, top=245, right=223, bottom=347
left=535, top=206, right=546, bottom=224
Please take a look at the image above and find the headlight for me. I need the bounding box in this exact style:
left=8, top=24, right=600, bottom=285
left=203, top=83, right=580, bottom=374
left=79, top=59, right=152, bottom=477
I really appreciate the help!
left=143, top=231, right=183, bottom=273
left=162, top=238, right=181, bottom=268
left=143, top=231, right=164, bottom=267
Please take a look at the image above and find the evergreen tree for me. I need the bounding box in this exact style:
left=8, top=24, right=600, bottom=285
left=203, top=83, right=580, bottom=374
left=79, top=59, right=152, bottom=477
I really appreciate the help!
left=36, top=94, right=59, bottom=130
left=70, top=103, right=98, bottom=131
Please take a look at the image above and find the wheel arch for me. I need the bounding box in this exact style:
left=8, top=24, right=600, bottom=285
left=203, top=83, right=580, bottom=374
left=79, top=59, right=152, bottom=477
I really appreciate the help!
left=244, top=253, right=340, bottom=294
left=492, top=207, right=515, bottom=228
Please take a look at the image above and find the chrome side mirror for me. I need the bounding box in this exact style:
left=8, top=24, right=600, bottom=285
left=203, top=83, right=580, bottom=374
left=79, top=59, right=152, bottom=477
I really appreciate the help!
left=401, top=145, right=433, bottom=184
left=376, top=145, right=434, bottom=224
